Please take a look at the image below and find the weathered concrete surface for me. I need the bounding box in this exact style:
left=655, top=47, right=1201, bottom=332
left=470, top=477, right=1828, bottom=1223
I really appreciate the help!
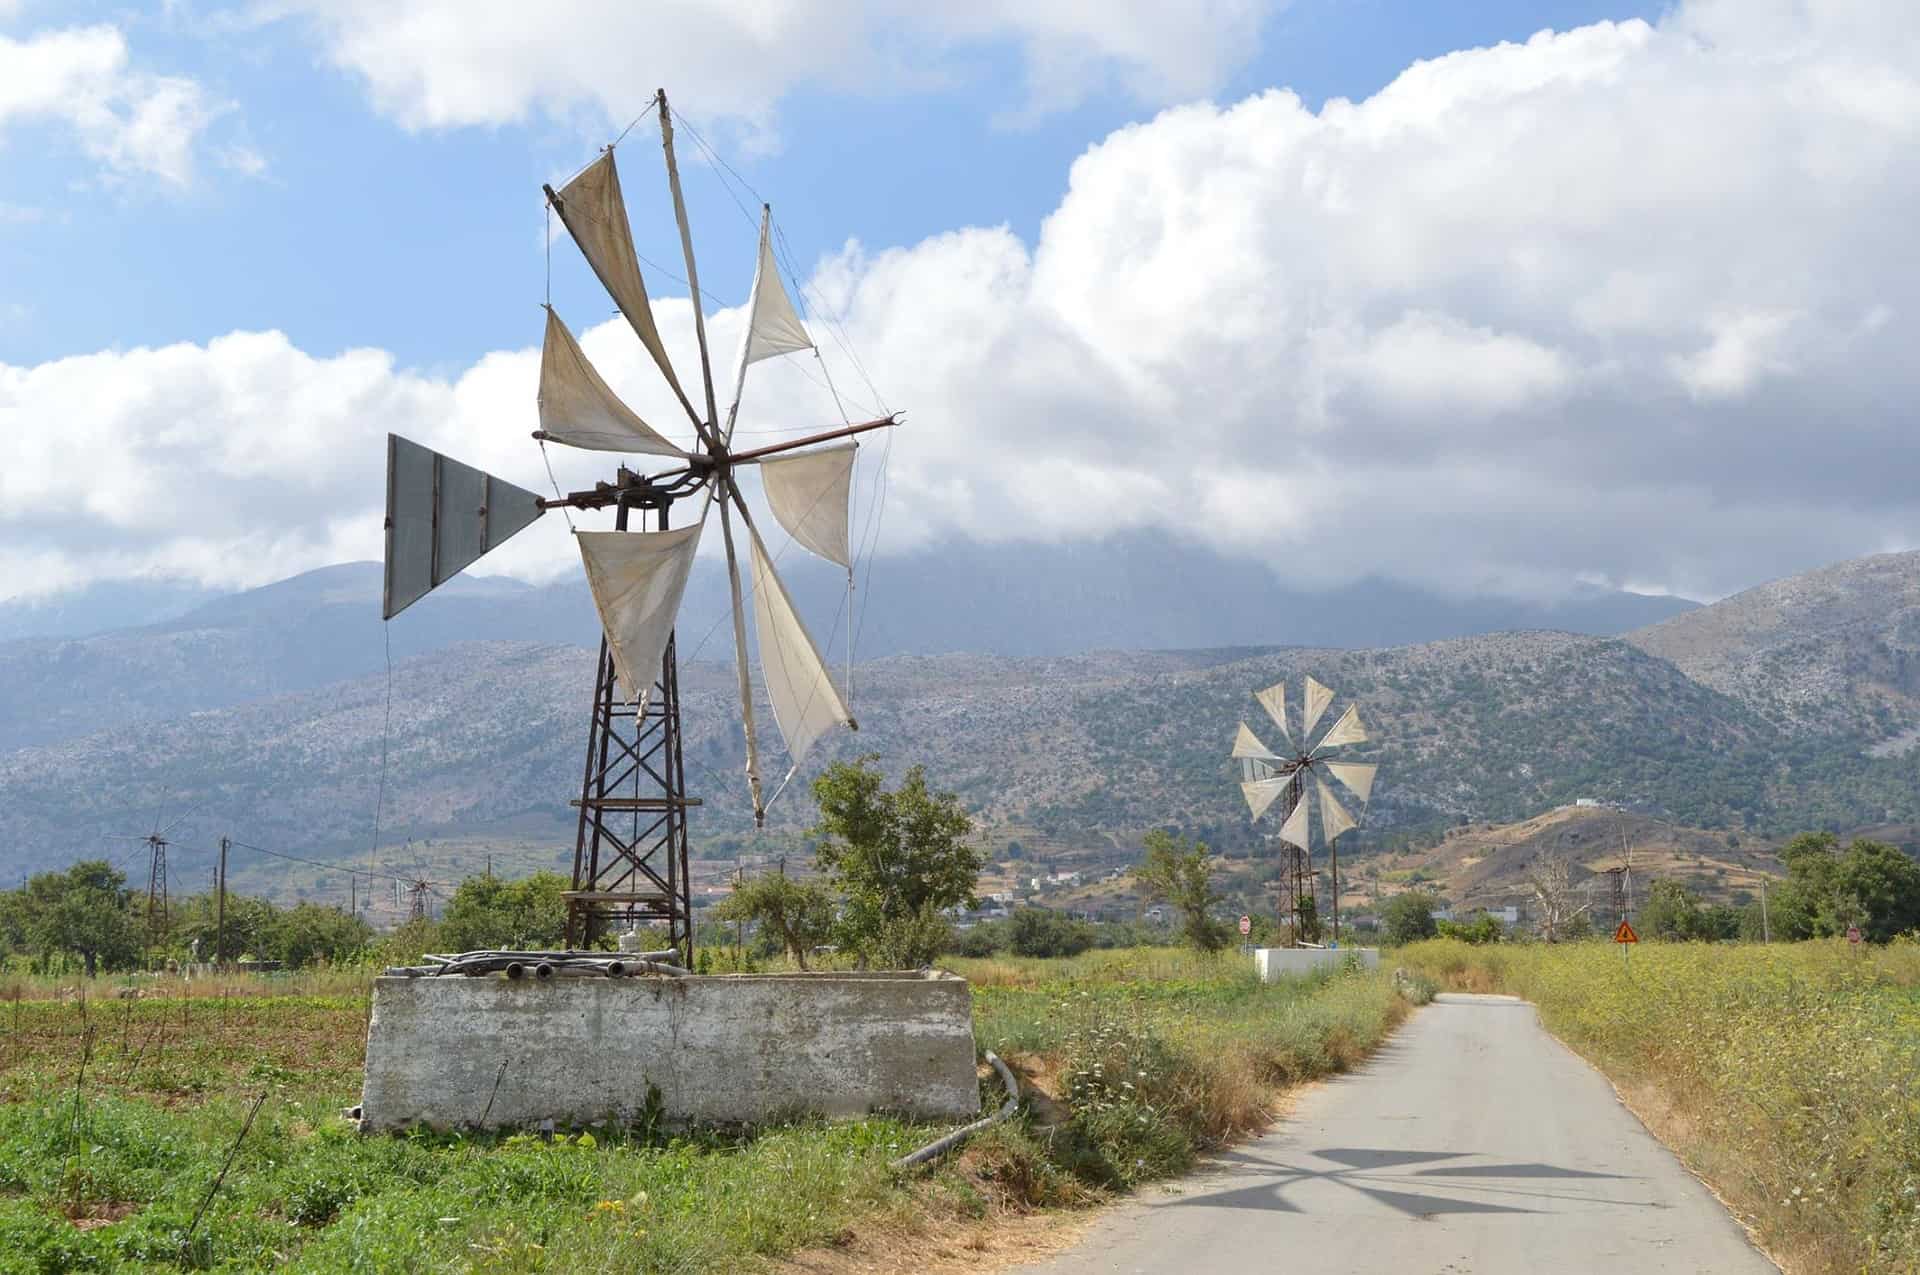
left=360, top=971, right=980, bottom=1132
left=1254, top=947, right=1379, bottom=980
left=1011, top=994, right=1777, bottom=1275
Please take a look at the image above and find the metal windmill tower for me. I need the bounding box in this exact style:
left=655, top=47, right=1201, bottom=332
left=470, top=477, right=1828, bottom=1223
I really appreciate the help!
left=110, top=804, right=200, bottom=955
left=1231, top=675, right=1379, bottom=946
left=378, top=90, right=890, bottom=965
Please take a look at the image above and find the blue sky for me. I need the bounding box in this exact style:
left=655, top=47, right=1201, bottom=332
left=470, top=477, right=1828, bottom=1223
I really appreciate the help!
left=5, top=0, right=1917, bottom=608
left=2, top=1, right=1658, bottom=371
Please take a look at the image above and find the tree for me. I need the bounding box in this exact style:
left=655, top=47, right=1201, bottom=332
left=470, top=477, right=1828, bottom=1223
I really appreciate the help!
left=267, top=903, right=372, bottom=968
left=811, top=757, right=981, bottom=966
left=1767, top=833, right=1920, bottom=942
left=1638, top=880, right=1707, bottom=940
left=173, top=892, right=277, bottom=963
left=1834, top=839, right=1920, bottom=941
left=1135, top=830, right=1228, bottom=952
left=1380, top=890, right=1441, bottom=946
left=1006, top=907, right=1094, bottom=958
left=25, top=861, right=139, bottom=977
left=1526, top=854, right=1590, bottom=942
left=715, top=873, right=836, bottom=969
left=438, top=871, right=570, bottom=952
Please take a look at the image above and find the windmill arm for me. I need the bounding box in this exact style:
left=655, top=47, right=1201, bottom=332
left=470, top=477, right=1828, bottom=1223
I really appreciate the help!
left=657, top=91, right=723, bottom=445
left=716, top=482, right=768, bottom=826
left=727, top=415, right=899, bottom=465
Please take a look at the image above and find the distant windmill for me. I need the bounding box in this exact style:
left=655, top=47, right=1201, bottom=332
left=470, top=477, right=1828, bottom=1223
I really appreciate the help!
left=1231, top=676, right=1379, bottom=946
left=377, top=89, right=893, bottom=960
left=108, top=800, right=203, bottom=957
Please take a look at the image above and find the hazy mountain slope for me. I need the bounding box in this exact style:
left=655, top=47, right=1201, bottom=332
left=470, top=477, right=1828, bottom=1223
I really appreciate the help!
left=15, top=628, right=1916, bottom=887
left=0, top=540, right=1693, bottom=753
left=1629, top=550, right=1920, bottom=740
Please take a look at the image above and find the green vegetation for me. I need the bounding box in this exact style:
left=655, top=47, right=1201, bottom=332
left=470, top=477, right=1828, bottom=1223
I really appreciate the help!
left=1379, top=889, right=1440, bottom=945
left=437, top=871, right=569, bottom=953
left=1766, top=832, right=1920, bottom=942
left=811, top=757, right=984, bottom=967
left=1133, top=831, right=1228, bottom=952
left=1004, top=908, right=1095, bottom=958
left=1400, top=938, right=1920, bottom=1274
left=0, top=862, right=371, bottom=977
left=712, top=873, right=835, bottom=969
left=0, top=951, right=1415, bottom=1273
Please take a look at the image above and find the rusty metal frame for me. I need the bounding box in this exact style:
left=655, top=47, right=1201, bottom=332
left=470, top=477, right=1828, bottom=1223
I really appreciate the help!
left=563, top=475, right=697, bottom=964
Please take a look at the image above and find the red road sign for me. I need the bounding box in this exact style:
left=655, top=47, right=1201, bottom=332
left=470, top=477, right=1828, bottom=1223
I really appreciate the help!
left=1613, top=920, right=1639, bottom=944
left=1238, top=915, right=1252, bottom=936
left=1848, top=925, right=1862, bottom=945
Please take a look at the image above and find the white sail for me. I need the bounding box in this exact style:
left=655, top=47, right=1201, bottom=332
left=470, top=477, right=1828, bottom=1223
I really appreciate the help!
left=1302, top=675, right=1335, bottom=737
left=1317, top=777, right=1358, bottom=841
left=538, top=307, right=685, bottom=456
left=758, top=443, right=856, bottom=568
left=1324, top=760, right=1378, bottom=804
left=1279, top=791, right=1311, bottom=849
left=749, top=520, right=853, bottom=768
left=1255, top=681, right=1290, bottom=743
left=1317, top=703, right=1367, bottom=750
left=1232, top=721, right=1278, bottom=761
left=723, top=207, right=816, bottom=445
left=552, top=150, right=694, bottom=421
left=575, top=523, right=704, bottom=704
left=1241, top=776, right=1289, bottom=820
left=742, top=213, right=812, bottom=369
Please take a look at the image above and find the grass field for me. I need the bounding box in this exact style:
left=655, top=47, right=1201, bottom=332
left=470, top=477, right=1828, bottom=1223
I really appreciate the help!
left=0, top=952, right=1414, bottom=1273
left=1399, top=938, right=1920, bottom=1275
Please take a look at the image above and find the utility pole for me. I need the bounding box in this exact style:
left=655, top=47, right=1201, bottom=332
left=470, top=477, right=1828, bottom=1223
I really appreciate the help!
left=1760, top=876, right=1771, bottom=944
left=215, top=836, right=229, bottom=968
left=732, top=865, right=745, bottom=953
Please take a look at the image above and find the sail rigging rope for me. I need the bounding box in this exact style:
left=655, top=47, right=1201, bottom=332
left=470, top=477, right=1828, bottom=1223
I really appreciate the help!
left=538, top=439, right=576, bottom=531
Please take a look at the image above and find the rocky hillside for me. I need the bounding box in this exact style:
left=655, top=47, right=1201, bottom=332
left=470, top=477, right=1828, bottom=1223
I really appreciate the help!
left=1377, top=805, right=1783, bottom=914
left=6, top=548, right=1920, bottom=890
left=1629, top=550, right=1920, bottom=742
left=9, top=627, right=1919, bottom=886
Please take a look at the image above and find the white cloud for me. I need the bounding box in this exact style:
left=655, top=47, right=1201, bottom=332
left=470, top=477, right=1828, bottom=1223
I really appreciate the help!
left=259, top=0, right=1284, bottom=133
left=7, top=0, right=1920, bottom=606
left=0, top=24, right=225, bottom=185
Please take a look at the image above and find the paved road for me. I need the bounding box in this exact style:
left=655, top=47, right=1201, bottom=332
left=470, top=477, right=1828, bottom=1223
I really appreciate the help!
left=1011, top=994, right=1776, bottom=1275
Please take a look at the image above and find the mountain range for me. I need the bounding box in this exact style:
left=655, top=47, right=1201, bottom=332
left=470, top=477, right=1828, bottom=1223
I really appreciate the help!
left=2, top=539, right=1917, bottom=899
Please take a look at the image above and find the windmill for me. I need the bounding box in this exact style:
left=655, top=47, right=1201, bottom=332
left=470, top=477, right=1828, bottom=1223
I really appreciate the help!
left=1231, top=675, right=1379, bottom=946
left=108, top=800, right=204, bottom=957
left=377, top=90, right=892, bottom=962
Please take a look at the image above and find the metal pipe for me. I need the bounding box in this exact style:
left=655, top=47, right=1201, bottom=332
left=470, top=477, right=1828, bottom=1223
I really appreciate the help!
left=889, top=1051, right=1020, bottom=1171
left=727, top=415, right=898, bottom=464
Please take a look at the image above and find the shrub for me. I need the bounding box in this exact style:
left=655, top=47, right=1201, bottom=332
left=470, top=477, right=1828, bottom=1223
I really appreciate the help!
left=1380, top=890, right=1441, bottom=945
left=1007, top=909, right=1094, bottom=959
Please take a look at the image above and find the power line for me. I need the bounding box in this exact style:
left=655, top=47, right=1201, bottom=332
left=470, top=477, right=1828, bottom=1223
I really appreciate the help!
left=228, top=840, right=451, bottom=899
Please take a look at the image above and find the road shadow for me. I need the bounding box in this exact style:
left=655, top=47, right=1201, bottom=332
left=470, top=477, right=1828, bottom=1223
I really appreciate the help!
left=1163, top=1147, right=1642, bottom=1218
